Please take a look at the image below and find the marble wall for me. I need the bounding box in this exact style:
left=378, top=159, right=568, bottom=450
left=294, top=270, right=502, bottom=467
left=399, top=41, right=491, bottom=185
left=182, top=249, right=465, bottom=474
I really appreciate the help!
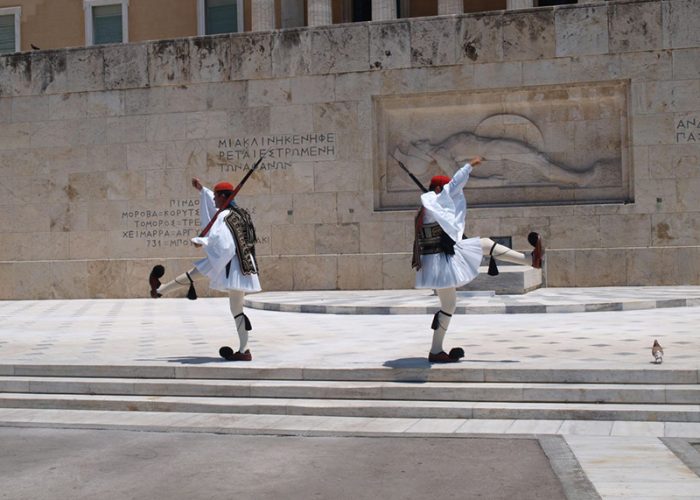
left=0, top=0, right=699, bottom=298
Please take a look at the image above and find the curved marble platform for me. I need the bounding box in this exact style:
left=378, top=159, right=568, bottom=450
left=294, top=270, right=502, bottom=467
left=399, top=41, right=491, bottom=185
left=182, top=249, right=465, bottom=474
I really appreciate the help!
left=244, top=286, right=700, bottom=315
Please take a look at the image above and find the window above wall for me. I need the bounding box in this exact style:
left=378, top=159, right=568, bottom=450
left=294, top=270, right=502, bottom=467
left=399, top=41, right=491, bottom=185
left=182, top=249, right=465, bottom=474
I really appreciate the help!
left=197, top=0, right=244, bottom=36
left=0, top=6, right=21, bottom=55
left=84, top=0, right=128, bottom=45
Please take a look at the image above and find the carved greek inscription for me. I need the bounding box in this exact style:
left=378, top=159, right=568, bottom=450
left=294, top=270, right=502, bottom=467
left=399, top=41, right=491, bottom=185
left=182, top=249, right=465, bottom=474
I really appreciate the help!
left=676, top=117, right=699, bottom=143
left=121, top=199, right=200, bottom=248
left=214, top=133, right=337, bottom=173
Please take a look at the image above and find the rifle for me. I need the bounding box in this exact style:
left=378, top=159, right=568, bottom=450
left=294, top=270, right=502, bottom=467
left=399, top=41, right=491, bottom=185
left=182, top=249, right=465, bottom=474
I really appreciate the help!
left=198, top=154, right=266, bottom=238
left=392, top=155, right=428, bottom=193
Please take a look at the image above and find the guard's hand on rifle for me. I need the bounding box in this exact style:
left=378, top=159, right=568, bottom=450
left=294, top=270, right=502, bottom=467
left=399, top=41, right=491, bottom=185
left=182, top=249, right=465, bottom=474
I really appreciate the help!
left=469, top=156, right=483, bottom=167
left=191, top=177, right=203, bottom=191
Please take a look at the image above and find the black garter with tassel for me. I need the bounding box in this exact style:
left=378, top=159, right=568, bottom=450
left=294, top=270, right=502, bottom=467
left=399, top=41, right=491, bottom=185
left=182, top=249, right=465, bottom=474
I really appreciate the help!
left=235, top=312, right=252, bottom=331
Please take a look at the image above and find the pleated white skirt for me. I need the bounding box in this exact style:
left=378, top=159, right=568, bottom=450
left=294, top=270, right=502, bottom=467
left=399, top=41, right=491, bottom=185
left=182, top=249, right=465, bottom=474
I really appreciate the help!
left=195, top=256, right=262, bottom=293
left=415, top=236, right=483, bottom=289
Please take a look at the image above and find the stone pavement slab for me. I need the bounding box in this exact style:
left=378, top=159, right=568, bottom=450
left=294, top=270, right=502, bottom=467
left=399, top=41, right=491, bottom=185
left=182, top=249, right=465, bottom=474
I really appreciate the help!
left=1, top=293, right=700, bottom=369
left=565, top=436, right=700, bottom=499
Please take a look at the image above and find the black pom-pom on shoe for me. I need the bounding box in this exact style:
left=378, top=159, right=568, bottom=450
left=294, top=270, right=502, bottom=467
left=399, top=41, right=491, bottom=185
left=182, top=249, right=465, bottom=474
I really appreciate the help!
left=449, top=347, right=465, bottom=360
left=219, top=346, right=234, bottom=360
left=149, top=265, right=165, bottom=298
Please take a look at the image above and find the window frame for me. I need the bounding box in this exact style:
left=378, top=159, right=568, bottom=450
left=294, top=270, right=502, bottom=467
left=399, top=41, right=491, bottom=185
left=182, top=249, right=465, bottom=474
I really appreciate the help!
left=0, top=6, right=21, bottom=54
left=197, top=0, right=244, bottom=36
left=83, top=0, right=129, bottom=46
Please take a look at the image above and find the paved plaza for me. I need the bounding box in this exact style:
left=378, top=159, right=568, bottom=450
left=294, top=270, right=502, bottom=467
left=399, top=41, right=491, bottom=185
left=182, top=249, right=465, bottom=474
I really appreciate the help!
left=2, top=287, right=700, bottom=368
left=2, top=287, right=700, bottom=499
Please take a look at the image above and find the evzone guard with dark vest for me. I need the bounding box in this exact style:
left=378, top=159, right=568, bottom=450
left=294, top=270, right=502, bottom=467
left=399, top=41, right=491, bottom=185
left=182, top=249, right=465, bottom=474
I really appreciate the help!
left=149, top=178, right=261, bottom=361
left=413, top=156, right=544, bottom=363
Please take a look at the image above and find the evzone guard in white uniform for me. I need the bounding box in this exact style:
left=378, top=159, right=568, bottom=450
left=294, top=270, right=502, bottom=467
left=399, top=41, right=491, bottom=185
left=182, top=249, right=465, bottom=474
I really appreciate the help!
left=413, top=156, right=544, bottom=363
left=149, top=178, right=262, bottom=362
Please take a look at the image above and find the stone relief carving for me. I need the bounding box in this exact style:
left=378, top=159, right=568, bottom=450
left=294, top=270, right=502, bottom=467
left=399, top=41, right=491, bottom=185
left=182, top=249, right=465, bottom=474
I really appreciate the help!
left=392, top=115, right=621, bottom=189
left=376, top=82, right=630, bottom=208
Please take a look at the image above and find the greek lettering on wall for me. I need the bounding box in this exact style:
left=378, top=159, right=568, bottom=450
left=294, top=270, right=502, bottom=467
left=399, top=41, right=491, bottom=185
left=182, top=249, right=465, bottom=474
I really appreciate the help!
left=676, top=117, right=699, bottom=143
left=121, top=199, right=200, bottom=248
left=211, top=132, right=337, bottom=172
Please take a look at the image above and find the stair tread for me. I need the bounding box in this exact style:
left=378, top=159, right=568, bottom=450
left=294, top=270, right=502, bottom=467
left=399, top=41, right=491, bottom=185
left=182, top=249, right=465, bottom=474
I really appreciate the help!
left=1, top=392, right=699, bottom=409
left=1, top=408, right=699, bottom=438
left=2, top=376, right=700, bottom=389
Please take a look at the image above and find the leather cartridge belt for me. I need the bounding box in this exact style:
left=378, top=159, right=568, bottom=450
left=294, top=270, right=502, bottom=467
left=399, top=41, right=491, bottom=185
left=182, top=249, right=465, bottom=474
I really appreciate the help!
left=417, top=222, right=444, bottom=255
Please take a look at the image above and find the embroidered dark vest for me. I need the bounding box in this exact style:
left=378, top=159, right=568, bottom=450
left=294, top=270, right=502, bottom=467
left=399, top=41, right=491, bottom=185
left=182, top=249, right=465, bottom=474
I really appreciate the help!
left=412, top=213, right=458, bottom=270
left=223, top=207, right=258, bottom=276
left=416, top=222, right=445, bottom=255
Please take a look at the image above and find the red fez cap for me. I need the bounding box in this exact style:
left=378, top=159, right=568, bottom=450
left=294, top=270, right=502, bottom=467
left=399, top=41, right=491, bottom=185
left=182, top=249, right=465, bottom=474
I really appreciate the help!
left=429, top=175, right=450, bottom=191
left=213, top=181, right=234, bottom=192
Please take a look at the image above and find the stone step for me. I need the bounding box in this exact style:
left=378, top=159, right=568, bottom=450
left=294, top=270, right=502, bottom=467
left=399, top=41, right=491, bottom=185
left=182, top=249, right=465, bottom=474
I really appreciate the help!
left=1, top=377, right=700, bottom=404
left=2, top=365, right=698, bottom=385
left=2, top=408, right=699, bottom=438
left=0, top=393, right=698, bottom=422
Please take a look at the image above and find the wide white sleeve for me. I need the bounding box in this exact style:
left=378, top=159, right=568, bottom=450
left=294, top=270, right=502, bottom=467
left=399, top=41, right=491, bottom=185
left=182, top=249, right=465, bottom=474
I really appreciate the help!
left=192, top=213, right=236, bottom=275
left=444, top=162, right=473, bottom=195
left=199, top=187, right=217, bottom=227
left=420, top=162, right=472, bottom=242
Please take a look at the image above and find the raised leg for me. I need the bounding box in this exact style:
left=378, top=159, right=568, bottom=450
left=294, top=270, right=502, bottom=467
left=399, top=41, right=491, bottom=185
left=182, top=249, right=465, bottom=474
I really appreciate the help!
left=480, top=238, right=528, bottom=266
left=156, top=267, right=205, bottom=296
left=479, top=236, right=544, bottom=268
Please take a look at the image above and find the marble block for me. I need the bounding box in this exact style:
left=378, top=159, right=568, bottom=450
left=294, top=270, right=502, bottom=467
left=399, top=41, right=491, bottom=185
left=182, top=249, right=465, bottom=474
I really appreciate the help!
left=271, top=29, right=312, bottom=78
left=501, top=9, right=555, bottom=61
left=409, top=17, right=458, bottom=68
left=555, top=4, right=609, bottom=57
left=338, top=253, right=383, bottom=290
left=148, top=39, right=192, bottom=86
left=103, top=44, right=149, bottom=90
left=457, top=12, right=503, bottom=65
left=29, top=50, right=68, bottom=96
left=609, top=1, right=663, bottom=53
left=369, top=21, right=411, bottom=71
left=460, top=266, right=542, bottom=295
left=663, top=0, right=700, bottom=49
left=292, top=255, right=337, bottom=290
left=189, top=35, right=232, bottom=83
left=309, top=25, right=369, bottom=75
left=66, top=47, right=105, bottom=93
left=230, top=32, right=272, bottom=81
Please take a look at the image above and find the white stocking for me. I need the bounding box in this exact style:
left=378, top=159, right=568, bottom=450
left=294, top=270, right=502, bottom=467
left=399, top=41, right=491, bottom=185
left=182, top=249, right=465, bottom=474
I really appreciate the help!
left=157, top=267, right=204, bottom=296
left=480, top=237, right=528, bottom=266
left=229, top=290, right=249, bottom=353
left=431, top=288, right=457, bottom=354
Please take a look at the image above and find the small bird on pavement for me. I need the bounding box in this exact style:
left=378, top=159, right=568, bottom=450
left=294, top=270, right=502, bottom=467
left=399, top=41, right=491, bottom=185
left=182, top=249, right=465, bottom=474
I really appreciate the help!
left=652, top=340, right=664, bottom=364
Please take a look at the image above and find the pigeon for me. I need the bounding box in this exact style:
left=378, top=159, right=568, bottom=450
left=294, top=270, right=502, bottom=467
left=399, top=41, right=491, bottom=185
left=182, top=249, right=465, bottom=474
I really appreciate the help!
left=652, top=340, right=664, bottom=364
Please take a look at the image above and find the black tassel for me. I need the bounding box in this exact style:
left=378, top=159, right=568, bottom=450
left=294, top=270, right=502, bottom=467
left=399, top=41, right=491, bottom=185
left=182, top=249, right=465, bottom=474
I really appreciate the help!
left=488, top=256, right=499, bottom=276
left=235, top=313, right=252, bottom=331
left=431, top=310, right=452, bottom=330
left=186, top=272, right=197, bottom=300
left=431, top=311, right=441, bottom=330
left=487, top=242, right=499, bottom=276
